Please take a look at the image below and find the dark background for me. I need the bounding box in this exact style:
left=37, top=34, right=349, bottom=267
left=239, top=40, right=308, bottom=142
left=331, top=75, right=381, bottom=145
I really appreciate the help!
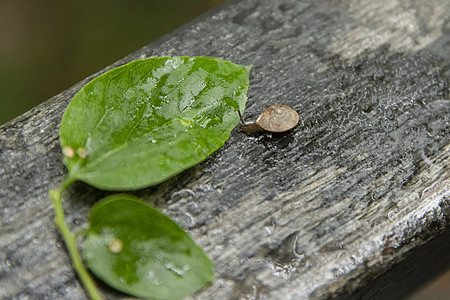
left=0, top=0, right=226, bottom=125
left=1, top=1, right=449, bottom=298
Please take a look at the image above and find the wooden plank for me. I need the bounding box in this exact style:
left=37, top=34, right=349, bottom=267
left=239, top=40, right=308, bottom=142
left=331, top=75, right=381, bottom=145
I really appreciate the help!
left=1, top=0, right=449, bottom=299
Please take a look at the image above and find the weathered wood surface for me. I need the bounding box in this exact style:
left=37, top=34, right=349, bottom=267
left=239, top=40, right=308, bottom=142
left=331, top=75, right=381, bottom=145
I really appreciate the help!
left=1, top=0, right=449, bottom=299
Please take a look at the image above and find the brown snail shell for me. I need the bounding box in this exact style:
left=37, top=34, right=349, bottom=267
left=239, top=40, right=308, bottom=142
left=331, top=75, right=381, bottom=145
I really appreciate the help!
left=241, top=105, right=299, bottom=133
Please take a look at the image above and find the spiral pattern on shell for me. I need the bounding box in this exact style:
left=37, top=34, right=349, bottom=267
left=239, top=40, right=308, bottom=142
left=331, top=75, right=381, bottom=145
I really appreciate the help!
left=255, top=105, right=299, bottom=132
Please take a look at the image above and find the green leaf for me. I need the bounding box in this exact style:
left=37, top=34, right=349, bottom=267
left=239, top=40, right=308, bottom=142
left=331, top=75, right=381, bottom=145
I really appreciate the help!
left=59, top=56, right=251, bottom=190
left=82, top=194, right=214, bottom=299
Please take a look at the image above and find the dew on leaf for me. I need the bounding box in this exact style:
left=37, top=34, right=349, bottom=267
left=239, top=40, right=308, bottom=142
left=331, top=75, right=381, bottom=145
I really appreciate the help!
left=147, top=271, right=162, bottom=285
left=165, top=263, right=190, bottom=278
left=179, top=118, right=192, bottom=127
left=82, top=194, right=215, bottom=299
left=59, top=56, right=251, bottom=190
left=58, top=56, right=246, bottom=299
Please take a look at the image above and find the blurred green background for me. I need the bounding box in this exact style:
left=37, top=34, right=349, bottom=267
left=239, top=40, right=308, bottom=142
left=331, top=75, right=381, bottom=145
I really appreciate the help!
left=0, top=0, right=226, bottom=125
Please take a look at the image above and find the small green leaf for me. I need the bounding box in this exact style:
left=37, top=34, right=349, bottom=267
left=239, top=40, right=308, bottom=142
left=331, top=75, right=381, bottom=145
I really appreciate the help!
left=82, top=194, right=214, bottom=299
left=60, top=56, right=251, bottom=190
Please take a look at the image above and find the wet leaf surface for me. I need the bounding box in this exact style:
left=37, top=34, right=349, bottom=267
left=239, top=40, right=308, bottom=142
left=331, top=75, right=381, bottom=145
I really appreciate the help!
left=60, top=56, right=251, bottom=190
left=82, top=194, right=214, bottom=299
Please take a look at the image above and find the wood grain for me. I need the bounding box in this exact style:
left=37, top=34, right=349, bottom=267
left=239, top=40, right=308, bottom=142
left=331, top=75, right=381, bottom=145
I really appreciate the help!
left=1, top=0, right=449, bottom=299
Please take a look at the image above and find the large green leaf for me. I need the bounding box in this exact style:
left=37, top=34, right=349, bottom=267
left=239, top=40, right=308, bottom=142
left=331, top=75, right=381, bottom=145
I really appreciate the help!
left=82, top=194, right=214, bottom=299
left=60, top=56, right=251, bottom=190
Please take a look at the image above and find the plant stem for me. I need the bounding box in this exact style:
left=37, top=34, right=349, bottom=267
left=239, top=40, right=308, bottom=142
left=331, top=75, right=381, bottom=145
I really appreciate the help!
left=50, top=177, right=103, bottom=300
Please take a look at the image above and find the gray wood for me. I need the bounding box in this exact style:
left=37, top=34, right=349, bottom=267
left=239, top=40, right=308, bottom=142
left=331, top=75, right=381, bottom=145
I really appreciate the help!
left=1, top=0, right=449, bottom=299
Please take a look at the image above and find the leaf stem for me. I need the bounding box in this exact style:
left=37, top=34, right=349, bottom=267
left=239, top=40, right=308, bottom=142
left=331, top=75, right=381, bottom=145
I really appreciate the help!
left=50, top=176, right=103, bottom=300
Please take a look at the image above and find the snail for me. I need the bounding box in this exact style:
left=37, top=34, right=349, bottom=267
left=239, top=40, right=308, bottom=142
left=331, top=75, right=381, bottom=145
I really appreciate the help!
left=239, top=105, right=299, bottom=133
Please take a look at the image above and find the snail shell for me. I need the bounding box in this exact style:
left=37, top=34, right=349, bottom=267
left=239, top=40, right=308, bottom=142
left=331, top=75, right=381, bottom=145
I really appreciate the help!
left=241, top=105, right=299, bottom=133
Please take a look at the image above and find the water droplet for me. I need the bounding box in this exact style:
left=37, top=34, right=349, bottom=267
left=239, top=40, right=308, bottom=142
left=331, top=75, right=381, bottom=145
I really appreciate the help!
left=332, top=267, right=346, bottom=277
left=170, top=189, right=195, bottom=202
left=5, top=259, right=12, bottom=268
left=186, top=202, right=201, bottom=216
left=183, top=212, right=196, bottom=225
left=56, top=241, right=63, bottom=248
left=151, top=139, right=157, bottom=144
left=387, top=208, right=398, bottom=221
left=195, top=185, right=211, bottom=193
left=264, top=225, right=274, bottom=235
left=164, top=263, right=186, bottom=277
left=147, top=271, right=162, bottom=285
